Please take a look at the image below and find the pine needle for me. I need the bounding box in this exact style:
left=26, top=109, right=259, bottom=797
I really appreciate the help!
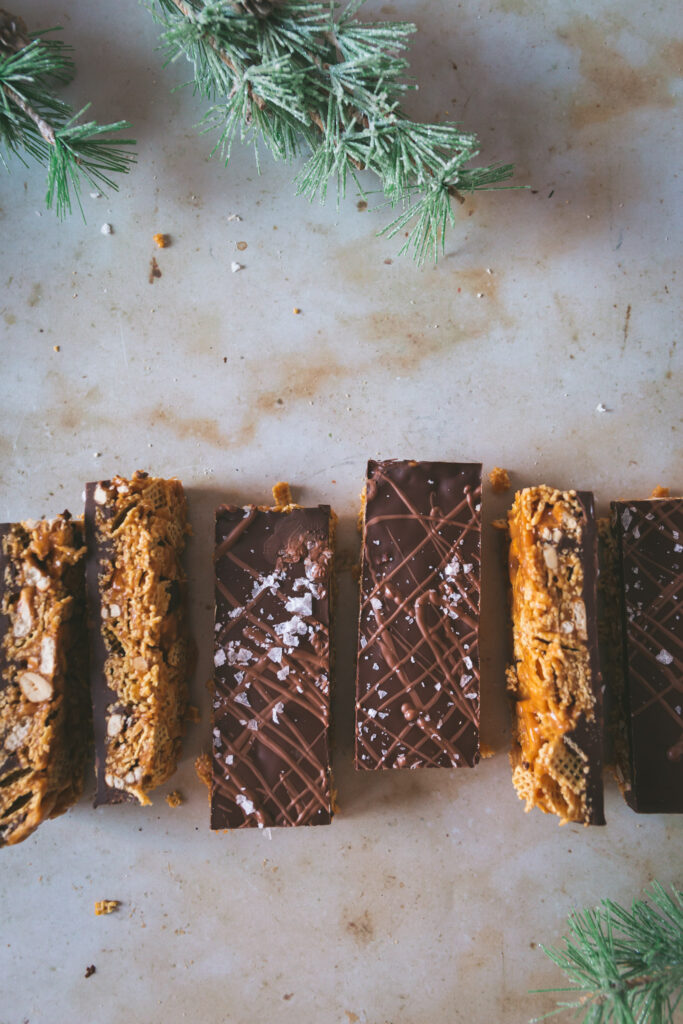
left=532, top=883, right=683, bottom=1024
left=151, top=0, right=515, bottom=263
left=0, top=10, right=135, bottom=217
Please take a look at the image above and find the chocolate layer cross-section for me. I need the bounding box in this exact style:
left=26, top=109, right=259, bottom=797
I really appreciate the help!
left=355, top=460, right=482, bottom=771
left=212, top=502, right=334, bottom=828
left=0, top=515, right=89, bottom=847
left=85, top=472, right=192, bottom=807
left=506, top=486, right=604, bottom=826
left=611, top=498, right=683, bottom=813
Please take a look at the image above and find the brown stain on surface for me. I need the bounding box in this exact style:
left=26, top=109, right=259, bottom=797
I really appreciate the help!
left=148, top=406, right=228, bottom=449
left=559, top=19, right=681, bottom=129
left=345, top=909, right=375, bottom=946
left=27, top=283, right=42, bottom=307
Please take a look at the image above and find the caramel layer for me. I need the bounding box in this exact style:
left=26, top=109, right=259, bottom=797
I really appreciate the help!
left=507, top=486, right=604, bottom=825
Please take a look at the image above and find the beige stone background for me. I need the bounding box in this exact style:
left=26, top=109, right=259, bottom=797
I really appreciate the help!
left=0, top=1, right=681, bottom=1022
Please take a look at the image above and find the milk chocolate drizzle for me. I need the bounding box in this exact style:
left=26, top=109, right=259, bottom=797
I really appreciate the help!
left=614, top=498, right=683, bottom=811
left=212, top=505, right=332, bottom=828
left=355, top=461, right=482, bottom=770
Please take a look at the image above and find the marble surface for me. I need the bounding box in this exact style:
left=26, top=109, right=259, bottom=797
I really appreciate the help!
left=1, top=1, right=681, bottom=1022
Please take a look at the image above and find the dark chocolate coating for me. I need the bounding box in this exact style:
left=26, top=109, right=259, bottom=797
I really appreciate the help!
left=84, top=483, right=133, bottom=807
left=355, top=460, right=482, bottom=770
left=612, top=498, right=683, bottom=813
left=569, top=492, right=605, bottom=826
left=212, top=505, right=333, bottom=828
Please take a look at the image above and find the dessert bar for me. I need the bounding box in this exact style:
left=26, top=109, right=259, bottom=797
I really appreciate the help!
left=0, top=515, right=89, bottom=846
left=610, top=498, right=682, bottom=813
left=355, top=460, right=482, bottom=770
left=212, top=487, right=334, bottom=828
left=506, top=486, right=604, bottom=825
left=85, top=472, right=191, bottom=806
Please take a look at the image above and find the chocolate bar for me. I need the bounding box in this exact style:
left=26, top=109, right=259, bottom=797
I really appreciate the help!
left=212, top=495, right=334, bottom=828
left=355, top=460, right=482, bottom=771
left=611, top=498, right=682, bottom=813
left=0, top=515, right=89, bottom=846
left=85, top=472, right=191, bottom=806
left=506, top=486, right=604, bottom=825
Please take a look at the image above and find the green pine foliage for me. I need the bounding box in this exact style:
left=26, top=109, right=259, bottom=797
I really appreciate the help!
left=153, top=0, right=514, bottom=262
left=0, top=12, right=135, bottom=217
left=534, top=883, right=683, bottom=1024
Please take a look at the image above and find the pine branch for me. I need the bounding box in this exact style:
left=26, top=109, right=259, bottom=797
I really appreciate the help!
left=0, top=9, right=135, bottom=217
left=151, top=0, right=515, bottom=263
left=532, top=883, right=683, bottom=1024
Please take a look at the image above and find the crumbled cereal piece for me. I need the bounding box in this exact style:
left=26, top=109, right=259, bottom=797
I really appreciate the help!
left=272, top=481, right=293, bottom=509
left=488, top=466, right=511, bottom=493
left=195, top=753, right=211, bottom=794
left=85, top=965, right=96, bottom=978
left=94, top=900, right=120, bottom=916
left=165, top=790, right=184, bottom=808
left=650, top=485, right=670, bottom=498
left=153, top=233, right=170, bottom=249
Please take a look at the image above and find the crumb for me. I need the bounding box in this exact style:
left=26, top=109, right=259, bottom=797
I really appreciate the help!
left=227, top=213, right=242, bottom=222
left=491, top=518, right=508, bottom=531
left=479, top=742, right=495, bottom=759
left=384, top=258, right=393, bottom=265
left=94, top=900, right=120, bottom=916
left=236, top=241, right=248, bottom=251
left=195, top=753, right=211, bottom=793
left=53, top=345, right=60, bottom=352
left=596, top=402, right=609, bottom=413
left=185, top=704, right=200, bottom=723
left=356, top=200, right=367, bottom=212
left=84, top=965, right=96, bottom=978
left=293, top=307, right=301, bottom=315
left=165, top=790, right=184, bottom=808
left=230, top=261, right=243, bottom=273
left=272, top=481, right=293, bottom=508
left=283, top=993, right=294, bottom=1001
left=651, top=485, right=670, bottom=498
left=149, top=257, right=162, bottom=284
left=100, top=223, right=113, bottom=235
left=153, top=233, right=170, bottom=249
left=488, top=466, right=511, bottom=493
left=90, top=191, right=102, bottom=199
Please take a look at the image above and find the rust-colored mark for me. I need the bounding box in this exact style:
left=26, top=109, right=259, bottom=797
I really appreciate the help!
left=558, top=19, right=680, bottom=129
left=236, top=241, right=248, bottom=251
left=149, top=257, right=162, bottom=284
left=345, top=909, right=375, bottom=946
left=147, top=405, right=226, bottom=448
left=622, top=303, right=632, bottom=349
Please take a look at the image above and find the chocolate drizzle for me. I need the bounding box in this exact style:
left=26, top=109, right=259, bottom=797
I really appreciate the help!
left=355, top=461, right=482, bottom=770
left=212, top=505, right=333, bottom=828
left=612, top=498, right=683, bottom=813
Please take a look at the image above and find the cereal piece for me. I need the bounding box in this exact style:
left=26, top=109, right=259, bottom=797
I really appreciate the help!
left=165, top=790, right=184, bottom=808
left=153, top=233, right=170, bottom=249
left=488, top=466, right=511, bottom=493
left=94, top=900, right=119, bottom=916
left=650, top=485, right=670, bottom=498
